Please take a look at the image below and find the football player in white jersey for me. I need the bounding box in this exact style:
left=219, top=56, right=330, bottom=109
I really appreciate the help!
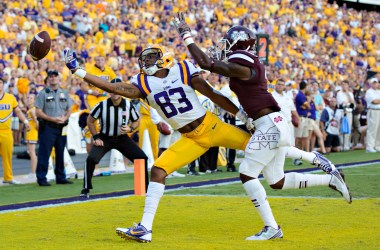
left=64, top=45, right=255, bottom=242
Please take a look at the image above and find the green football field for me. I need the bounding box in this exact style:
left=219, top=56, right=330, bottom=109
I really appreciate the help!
left=0, top=150, right=380, bottom=249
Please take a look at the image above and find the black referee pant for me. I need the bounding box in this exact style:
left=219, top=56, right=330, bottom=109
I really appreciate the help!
left=83, top=134, right=149, bottom=191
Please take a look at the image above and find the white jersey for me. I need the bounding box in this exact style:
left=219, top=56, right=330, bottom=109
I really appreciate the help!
left=130, top=60, right=206, bottom=130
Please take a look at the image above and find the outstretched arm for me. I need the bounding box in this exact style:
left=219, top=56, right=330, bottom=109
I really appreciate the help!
left=173, top=12, right=251, bottom=80
left=83, top=73, right=142, bottom=99
left=64, top=48, right=143, bottom=99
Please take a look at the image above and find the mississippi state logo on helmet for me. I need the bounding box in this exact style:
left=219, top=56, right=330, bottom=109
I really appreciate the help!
left=209, top=25, right=256, bottom=61
left=138, top=44, right=174, bottom=75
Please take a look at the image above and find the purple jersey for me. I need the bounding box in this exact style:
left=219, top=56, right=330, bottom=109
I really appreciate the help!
left=228, top=50, right=280, bottom=118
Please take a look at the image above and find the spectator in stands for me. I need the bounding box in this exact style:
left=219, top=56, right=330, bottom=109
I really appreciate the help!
left=0, top=77, right=30, bottom=184
left=295, top=81, right=311, bottom=154
left=272, top=78, right=299, bottom=146
left=25, top=93, right=38, bottom=181
left=320, top=97, right=343, bottom=153
left=365, top=77, right=380, bottom=153
left=337, top=80, right=355, bottom=151
left=306, top=89, right=327, bottom=154
left=35, top=70, right=73, bottom=186
left=355, top=98, right=367, bottom=149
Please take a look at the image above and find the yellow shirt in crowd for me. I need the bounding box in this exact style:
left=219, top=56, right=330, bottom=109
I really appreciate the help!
left=0, top=93, right=18, bottom=131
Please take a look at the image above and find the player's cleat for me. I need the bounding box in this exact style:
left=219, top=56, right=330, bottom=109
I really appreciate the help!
left=329, top=169, right=352, bottom=204
left=116, top=227, right=130, bottom=239
left=312, top=151, right=334, bottom=173
left=246, top=226, right=283, bottom=240
left=80, top=188, right=90, bottom=198
left=120, top=223, right=152, bottom=243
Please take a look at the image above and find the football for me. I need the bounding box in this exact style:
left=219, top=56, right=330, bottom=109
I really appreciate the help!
left=28, top=31, right=51, bottom=61
left=157, top=122, right=171, bottom=135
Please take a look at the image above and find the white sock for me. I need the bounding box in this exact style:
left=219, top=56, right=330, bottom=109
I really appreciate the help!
left=286, top=147, right=316, bottom=163
left=282, top=172, right=331, bottom=189
left=243, top=179, right=278, bottom=229
left=140, top=182, right=165, bottom=231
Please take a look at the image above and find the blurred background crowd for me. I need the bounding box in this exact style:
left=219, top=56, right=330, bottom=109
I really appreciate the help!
left=0, top=0, right=379, bottom=162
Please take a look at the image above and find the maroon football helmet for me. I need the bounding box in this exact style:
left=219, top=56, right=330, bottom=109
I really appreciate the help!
left=209, top=25, right=256, bottom=61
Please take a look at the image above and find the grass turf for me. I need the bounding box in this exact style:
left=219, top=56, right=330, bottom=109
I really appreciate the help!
left=1, top=196, right=379, bottom=249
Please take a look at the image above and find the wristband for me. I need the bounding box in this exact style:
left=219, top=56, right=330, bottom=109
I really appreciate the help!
left=74, top=69, right=87, bottom=79
left=129, top=126, right=135, bottom=133
left=92, top=134, right=100, bottom=140
left=182, top=32, right=194, bottom=46
left=23, top=119, right=29, bottom=125
left=184, top=36, right=195, bottom=46
left=88, top=89, right=93, bottom=94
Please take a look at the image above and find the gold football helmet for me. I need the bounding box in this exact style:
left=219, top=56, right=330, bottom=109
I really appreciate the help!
left=138, top=44, right=174, bottom=75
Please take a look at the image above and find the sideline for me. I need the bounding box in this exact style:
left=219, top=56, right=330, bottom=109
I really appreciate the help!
left=1, top=159, right=379, bottom=213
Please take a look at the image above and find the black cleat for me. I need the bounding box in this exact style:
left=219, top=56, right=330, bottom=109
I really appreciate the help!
left=80, top=188, right=90, bottom=198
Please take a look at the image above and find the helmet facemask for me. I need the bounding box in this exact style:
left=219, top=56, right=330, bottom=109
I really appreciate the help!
left=210, top=26, right=256, bottom=62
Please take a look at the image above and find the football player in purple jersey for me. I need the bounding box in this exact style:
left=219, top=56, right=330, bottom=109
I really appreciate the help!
left=174, top=12, right=352, bottom=240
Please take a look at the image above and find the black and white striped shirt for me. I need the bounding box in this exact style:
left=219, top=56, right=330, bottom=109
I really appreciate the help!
left=90, top=98, right=139, bottom=136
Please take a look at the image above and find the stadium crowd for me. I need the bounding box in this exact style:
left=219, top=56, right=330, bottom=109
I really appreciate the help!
left=0, top=0, right=379, bottom=180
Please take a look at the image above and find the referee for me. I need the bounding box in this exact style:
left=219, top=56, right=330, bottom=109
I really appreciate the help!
left=81, top=78, right=148, bottom=198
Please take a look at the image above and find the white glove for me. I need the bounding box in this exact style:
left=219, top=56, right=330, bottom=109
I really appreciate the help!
left=246, top=117, right=255, bottom=131
left=236, top=108, right=255, bottom=132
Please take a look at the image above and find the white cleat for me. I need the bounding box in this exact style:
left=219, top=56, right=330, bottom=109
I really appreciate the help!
left=167, top=171, right=186, bottom=178
left=329, top=169, right=352, bottom=204
left=246, top=226, right=283, bottom=240
left=312, top=151, right=335, bottom=173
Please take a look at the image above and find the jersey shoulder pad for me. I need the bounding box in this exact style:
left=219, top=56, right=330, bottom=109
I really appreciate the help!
left=179, top=60, right=199, bottom=75
left=130, top=73, right=150, bottom=97
left=227, top=50, right=258, bottom=68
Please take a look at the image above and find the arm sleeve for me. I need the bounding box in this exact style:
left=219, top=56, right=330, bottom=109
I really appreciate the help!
left=90, top=102, right=102, bottom=119
left=227, top=51, right=256, bottom=68
left=130, top=74, right=147, bottom=98
left=129, top=102, right=140, bottom=122
left=320, top=109, right=329, bottom=123
left=184, top=60, right=200, bottom=76
left=295, top=93, right=306, bottom=106
left=34, top=91, right=45, bottom=109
